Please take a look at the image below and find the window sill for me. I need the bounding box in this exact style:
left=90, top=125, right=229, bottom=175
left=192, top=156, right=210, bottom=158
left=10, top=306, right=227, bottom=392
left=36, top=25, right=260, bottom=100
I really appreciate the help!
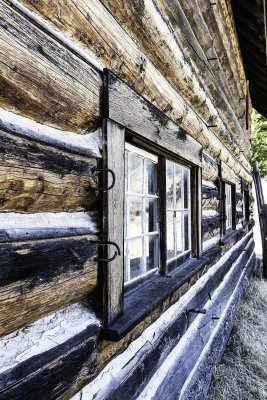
left=100, top=257, right=207, bottom=342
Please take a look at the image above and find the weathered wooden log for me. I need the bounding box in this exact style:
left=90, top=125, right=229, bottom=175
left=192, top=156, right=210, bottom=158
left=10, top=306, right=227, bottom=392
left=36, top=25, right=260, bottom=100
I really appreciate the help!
left=0, top=303, right=99, bottom=400
left=7, top=0, right=252, bottom=179
left=202, top=211, right=221, bottom=242
left=202, top=153, right=219, bottom=182
left=202, top=181, right=220, bottom=211
left=100, top=0, right=250, bottom=157
left=0, top=108, right=102, bottom=158
left=152, top=246, right=255, bottom=400
left=0, top=235, right=98, bottom=336
left=178, top=0, right=246, bottom=122
left=0, top=129, right=100, bottom=211
left=155, top=0, right=242, bottom=122
left=0, top=0, right=102, bottom=132
left=74, top=233, right=253, bottom=400
left=198, top=0, right=247, bottom=101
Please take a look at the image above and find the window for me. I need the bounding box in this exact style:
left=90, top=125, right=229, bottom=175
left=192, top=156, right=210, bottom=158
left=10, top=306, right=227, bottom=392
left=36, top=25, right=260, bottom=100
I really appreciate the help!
left=222, top=182, right=235, bottom=234
left=124, top=144, right=159, bottom=283
left=225, top=183, right=233, bottom=231
left=166, top=160, right=191, bottom=268
left=124, top=143, right=194, bottom=284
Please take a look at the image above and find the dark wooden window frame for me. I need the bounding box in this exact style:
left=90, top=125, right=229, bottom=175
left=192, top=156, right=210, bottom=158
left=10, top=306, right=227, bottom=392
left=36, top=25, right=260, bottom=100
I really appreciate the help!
left=241, top=178, right=250, bottom=223
left=102, top=69, right=202, bottom=327
left=219, top=161, right=236, bottom=238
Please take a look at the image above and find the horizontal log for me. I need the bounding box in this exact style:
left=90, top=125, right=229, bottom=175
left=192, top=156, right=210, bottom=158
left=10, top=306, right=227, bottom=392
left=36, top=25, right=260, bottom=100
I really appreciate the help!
left=221, top=160, right=236, bottom=184
left=0, top=211, right=99, bottom=241
left=75, top=232, right=253, bottom=399
left=0, top=130, right=99, bottom=211
left=105, top=71, right=202, bottom=166
left=0, top=303, right=99, bottom=396
left=0, top=0, right=102, bottom=132
left=100, top=0, right=250, bottom=157
left=202, top=153, right=219, bottom=182
left=0, top=235, right=98, bottom=336
left=0, top=108, right=102, bottom=158
left=12, top=0, right=252, bottom=180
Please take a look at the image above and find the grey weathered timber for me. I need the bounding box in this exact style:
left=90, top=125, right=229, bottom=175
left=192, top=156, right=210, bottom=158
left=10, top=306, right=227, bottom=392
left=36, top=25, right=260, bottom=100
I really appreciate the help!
left=0, top=211, right=99, bottom=242
left=102, top=119, right=125, bottom=326
left=151, top=243, right=255, bottom=400
left=0, top=129, right=99, bottom=212
left=0, top=235, right=98, bottom=336
left=104, top=70, right=202, bottom=167
left=0, top=303, right=99, bottom=400
left=0, top=0, right=101, bottom=132
left=221, top=160, right=237, bottom=184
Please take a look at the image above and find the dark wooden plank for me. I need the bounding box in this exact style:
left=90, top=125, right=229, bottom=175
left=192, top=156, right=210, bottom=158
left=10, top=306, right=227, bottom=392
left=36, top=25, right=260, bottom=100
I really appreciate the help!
left=104, top=70, right=202, bottom=167
left=0, top=334, right=97, bottom=400
left=99, top=236, right=254, bottom=399
left=0, top=129, right=99, bottom=211
left=102, top=119, right=125, bottom=326
left=0, top=0, right=101, bottom=132
left=0, top=236, right=98, bottom=336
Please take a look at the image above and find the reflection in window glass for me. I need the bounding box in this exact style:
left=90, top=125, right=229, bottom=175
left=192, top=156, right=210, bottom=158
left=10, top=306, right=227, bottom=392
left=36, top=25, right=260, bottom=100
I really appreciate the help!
left=166, top=160, right=191, bottom=262
left=125, top=144, right=159, bottom=283
left=225, top=183, right=232, bottom=230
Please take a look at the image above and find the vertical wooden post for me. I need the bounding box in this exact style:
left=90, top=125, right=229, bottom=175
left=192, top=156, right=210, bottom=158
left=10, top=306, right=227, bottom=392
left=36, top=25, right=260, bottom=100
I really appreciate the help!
left=102, top=119, right=125, bottom=326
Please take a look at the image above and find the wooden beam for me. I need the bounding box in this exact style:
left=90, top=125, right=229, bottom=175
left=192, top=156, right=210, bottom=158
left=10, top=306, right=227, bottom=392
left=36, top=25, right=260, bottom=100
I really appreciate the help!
left=0, top=0, right=102, bottom=132
left=0, top=235, right=98, bottom=336
left=0, top=129, right=100, bottom=212
left=102, top=119, right=125, bottom=326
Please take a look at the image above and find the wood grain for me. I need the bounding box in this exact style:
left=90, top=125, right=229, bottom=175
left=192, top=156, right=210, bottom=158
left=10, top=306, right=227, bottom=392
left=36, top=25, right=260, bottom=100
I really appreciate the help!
left=0, top=130, right=99, bottom=211
left=9, top=0, right=252, bottom=179
left=0, top=235, right=98, bottom=336
left=102, top=120, right=125, bottom=326
left=0, top=0, right=101, bottom=132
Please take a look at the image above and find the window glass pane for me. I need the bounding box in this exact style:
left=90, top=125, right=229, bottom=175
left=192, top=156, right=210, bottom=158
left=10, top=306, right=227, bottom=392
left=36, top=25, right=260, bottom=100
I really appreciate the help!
left=129, top=153, right=143, bottom=193
left=146, top=160, right=157, bottom=195
left=128, top=197, right=142, bottom=237
left=183, top=168, right=190, bottom=209
left=175, top=164, right=182, bottom=209
left=167, top=211, right=175, bottom=260
left=128, top=238, right=143, bottom=280
left=166, top=160, right=174, bottom=209
left=125, top=150, right=129, bottom=192
left=225, top=184, right=232, bottom=230
left=176, top=211, right=183, bottom=254
left=145, top=235, right=159, bottom=271
left=145, top=198, right=158, bottom=233
left=184, top=211, right=189, bottom=251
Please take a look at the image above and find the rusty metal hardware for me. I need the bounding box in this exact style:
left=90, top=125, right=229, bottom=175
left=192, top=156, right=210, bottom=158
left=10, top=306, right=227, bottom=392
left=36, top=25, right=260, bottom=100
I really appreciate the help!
left=90, top=168, right=116, bottom=191
left=186, top=308, right=206, bottom=315
left=91, top=240, right=121, bottom=263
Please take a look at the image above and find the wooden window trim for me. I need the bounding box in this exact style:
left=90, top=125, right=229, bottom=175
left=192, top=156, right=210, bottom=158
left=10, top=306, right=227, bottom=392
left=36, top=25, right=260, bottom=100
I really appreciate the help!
left=102, top=69, right=202, bottom=327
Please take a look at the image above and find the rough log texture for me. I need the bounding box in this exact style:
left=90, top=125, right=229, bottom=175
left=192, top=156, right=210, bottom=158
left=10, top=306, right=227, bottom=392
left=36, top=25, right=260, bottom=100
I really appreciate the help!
left=0, top=0, right=102, bottom=132
left=202, top=182, right=220, bottom=211
left=202, top=213, right=221, bottom=242
left=202, top=153, right=219, bottom=182
left=9, top=0, right=252, bottom=180
left=0, top=235, right=98, bottom=336
left=0, top=129, right=99, bottom=211
left=100, top=0, right=250, bottom=156
left=0, top=304, right=99, bottom=400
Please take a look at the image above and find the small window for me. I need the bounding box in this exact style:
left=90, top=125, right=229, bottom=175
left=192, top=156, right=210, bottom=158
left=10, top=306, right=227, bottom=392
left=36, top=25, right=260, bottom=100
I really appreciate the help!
left=124, top=143, right=196, bottom=285
left=124, top=144, right=159, bottom=283
left=166, top=160, right=191, bottom=267
left=243, top=189, right=250, bottom=222
left=222, top=182, right=235, bottom=234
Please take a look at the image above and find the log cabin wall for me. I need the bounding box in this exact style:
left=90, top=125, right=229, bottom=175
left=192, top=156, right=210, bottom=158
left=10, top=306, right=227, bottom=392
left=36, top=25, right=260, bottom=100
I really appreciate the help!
left=0, top=0, right=256, bottom=399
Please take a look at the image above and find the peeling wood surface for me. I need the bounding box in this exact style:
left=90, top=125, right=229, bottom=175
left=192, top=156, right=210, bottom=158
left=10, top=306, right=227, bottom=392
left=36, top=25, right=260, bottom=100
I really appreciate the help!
left=0, top=0, right=102, bottom=132
left=105, top=71, right=202, bottom=167
left=102, top=120, right=125, bottom=325
left=0, top=236, right=98, bottom=336
left=0, top=130, right=99, bottom=211
left=100, top=0, right=250, bottom=157
left=8, top=0, right=252, bottom=180
left=0, top=211, right=99, bottom=241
